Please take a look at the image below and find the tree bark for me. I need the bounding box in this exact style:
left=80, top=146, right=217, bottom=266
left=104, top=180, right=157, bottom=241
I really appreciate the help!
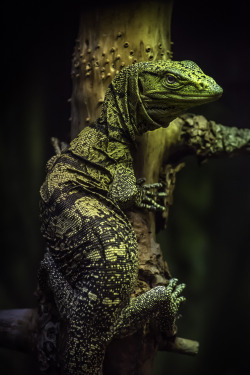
left=70, top=0, right=173, bottom=138
left=70, top=2, right=181, bottom=373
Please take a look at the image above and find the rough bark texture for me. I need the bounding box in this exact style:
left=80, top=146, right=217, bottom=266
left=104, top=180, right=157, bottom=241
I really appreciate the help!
left=70, top=0, right=173, bottom=138
left=70, top=2, right=180, bottom=373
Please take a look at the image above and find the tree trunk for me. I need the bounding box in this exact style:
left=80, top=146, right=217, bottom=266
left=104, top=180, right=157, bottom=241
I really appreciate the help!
left=70, top=2, right=177, bottom=373
left=70, top=0, right=173, bottom=138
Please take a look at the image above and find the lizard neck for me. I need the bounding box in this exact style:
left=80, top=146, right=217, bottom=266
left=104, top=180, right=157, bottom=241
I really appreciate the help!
left=97, top=65, right=162, bottom=145
left=97, top=88, right=137, bottom=146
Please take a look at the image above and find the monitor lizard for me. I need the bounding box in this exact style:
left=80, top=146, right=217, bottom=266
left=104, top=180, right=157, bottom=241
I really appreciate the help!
left=38, top=60, right=223, bottom=374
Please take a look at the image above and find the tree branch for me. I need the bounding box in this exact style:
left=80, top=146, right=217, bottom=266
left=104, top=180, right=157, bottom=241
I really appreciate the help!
left=159, top=336, right=199, bottom=356
left=0, top=308, right=37, bottom=353
left=177, top=113, right=250, bottom=161
left=0, top=308, right=198, bottom=356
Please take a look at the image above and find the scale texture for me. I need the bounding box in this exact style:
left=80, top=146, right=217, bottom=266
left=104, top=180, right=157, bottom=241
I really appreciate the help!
left=38, top=60, right=222, bottom=374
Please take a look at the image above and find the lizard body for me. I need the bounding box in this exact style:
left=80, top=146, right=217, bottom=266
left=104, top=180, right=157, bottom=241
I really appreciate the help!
left=38, top=60, right=222, bottom=374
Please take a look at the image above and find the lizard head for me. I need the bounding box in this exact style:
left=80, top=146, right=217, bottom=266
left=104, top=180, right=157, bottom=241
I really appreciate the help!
left=103, top=60, right=223, bottom=140
left=136, top=60, right=223, bottom=129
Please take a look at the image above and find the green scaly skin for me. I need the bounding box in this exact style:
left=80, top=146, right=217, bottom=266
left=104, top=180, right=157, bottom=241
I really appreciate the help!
left=38, top=60, right=222, bottom=374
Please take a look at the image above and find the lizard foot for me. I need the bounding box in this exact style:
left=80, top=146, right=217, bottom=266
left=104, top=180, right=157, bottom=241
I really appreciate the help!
left=136, top=178, right=167, bottom=211
left=158, top=278, right=186, bottom=336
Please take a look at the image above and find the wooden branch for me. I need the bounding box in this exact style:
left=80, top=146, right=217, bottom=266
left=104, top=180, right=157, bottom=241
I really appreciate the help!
left=0, top=308, right=37, bottom=353
left=177, top=113, right=250, bottom=161
left=159, top=336, right=199, bottom=356
left=135, top=114, right=250, bottom=184
left=0, top=308, right=198, bottom=356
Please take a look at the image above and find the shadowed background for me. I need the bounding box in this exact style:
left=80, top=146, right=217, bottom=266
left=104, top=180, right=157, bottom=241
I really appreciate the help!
left=1, top=1, right=249, bottom=374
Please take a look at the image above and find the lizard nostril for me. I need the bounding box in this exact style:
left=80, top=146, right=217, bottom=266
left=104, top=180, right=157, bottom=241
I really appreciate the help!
left=197, top=82, right=208, bottom=90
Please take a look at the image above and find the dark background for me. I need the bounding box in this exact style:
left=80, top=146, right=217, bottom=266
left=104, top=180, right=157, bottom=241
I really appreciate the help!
left=1, top=1, right=249, bottom=374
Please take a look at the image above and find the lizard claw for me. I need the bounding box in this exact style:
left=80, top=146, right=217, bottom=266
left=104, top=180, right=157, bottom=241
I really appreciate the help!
left=167, top=278, right=186, bottom=306
left=136, top=179, right=167, bottom=212
left=158, top=278, right=186, bottom=336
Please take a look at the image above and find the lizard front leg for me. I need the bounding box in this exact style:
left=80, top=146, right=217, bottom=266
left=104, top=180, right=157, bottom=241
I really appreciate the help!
left=39, top=252, right=185, bottom=357
left=109, top=165, right=166, bottom=211
left=112, top=278, right=185, bottom=339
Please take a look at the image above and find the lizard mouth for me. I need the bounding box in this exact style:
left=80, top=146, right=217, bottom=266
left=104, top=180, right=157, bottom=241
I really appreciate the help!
left=140, top=92, right=222, bottom=115
left=170, top=93, right=223, bottom=101
left=141, top=91, right=223, bottom=103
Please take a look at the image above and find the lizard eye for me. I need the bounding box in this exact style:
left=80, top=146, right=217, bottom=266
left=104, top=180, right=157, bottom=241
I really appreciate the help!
left=166, top=75, right=177, bottom=84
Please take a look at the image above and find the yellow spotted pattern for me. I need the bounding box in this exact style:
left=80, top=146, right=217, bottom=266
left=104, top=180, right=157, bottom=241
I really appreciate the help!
left=38, top=60, right=222, bottom=374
